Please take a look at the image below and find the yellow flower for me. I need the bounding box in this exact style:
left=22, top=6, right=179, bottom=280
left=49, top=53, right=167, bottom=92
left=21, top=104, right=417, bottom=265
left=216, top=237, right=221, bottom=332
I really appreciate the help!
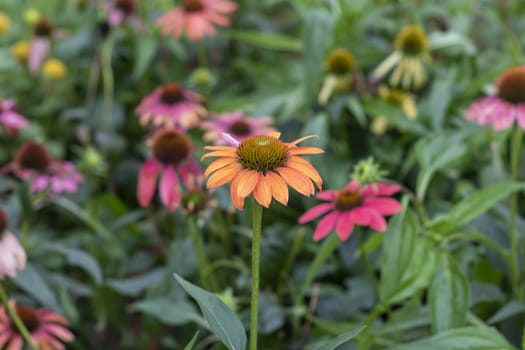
left=318, top=48, right=356, bottom=105
left=370, top=117, right=390, bottom=135
left=0, top=12, right=10, bottom=36
left=23, top=8, right=41, bottom=25
left=11, top=41, right=30, bottom=62
left=42, top=59, right=67, bottom=80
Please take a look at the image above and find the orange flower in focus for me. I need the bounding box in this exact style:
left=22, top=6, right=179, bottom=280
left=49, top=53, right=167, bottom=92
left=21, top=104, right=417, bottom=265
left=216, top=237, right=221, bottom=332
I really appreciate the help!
left=201, top=132, right=323, bottom=210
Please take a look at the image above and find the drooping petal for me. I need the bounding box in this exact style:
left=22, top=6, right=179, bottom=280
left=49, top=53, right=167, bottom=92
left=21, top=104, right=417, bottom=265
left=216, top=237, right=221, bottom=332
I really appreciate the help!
left=137, top=159, right=161, bottom=207
left=348, top=207, right=371, bottom=226
left=515, top=104, right=525, bottom=130
left=288, top=146, right=324, bottom=155
left=366, top=209, right=388, bottom=231
left=336, top=212, right=355, bottom=241
left=266, top=172, right=289, bottom=206
left=286, top=156, right=322, bottom=189
left=159, top=166, right=180, bottom=212
left=253, top=174, right=272, bottom=207
left=206, top=162, right=243, bottom=188
left=313, top=211, right=339, bottom=241
left=230, top=169, right=251, bottom=209
left=235, top=170, right=259, bottom=197
left=5, top=336, right=22, bottom=350
left=298, top=203, right=335, bottom=223
left=363, top=198, right=403, bottom=216
left=277, top=167, right=314, bottom=196
left=362, top=183, right=401, bottom=197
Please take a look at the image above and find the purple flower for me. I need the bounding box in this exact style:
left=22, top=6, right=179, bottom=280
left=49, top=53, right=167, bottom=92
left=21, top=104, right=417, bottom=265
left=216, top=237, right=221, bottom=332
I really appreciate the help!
left=0, top=209, right=26, bottom=280
left=201, top=111, right=275, bottom=145
left=107, top=0, right=145, bottom=30
left=0, top=99, right=29, bottom=136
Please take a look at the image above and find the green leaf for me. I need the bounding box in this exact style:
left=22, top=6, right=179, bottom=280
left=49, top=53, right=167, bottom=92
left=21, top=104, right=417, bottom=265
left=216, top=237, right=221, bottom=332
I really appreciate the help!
left=132, top=34, right=157, bottom=80
left=131, top=297, right=204, bottom=327
left=390, top=326, right=515, bottom=350
left=43, top=243, right=103, bottom=284
left=223, top=30, right=302, bottom=51
left=487, top=300, right=525, bottom=324
left=13, top=264, right=61, bottom=312
left=106, top=268, right=166, bottom=297
left=379, top=208, right=438, bottom=305
left=174, top=274, right=247, bottom=350
left=308, top=326, right=365, bottom=350
left=184, top=331, right=200, bottom=350
left=429, top=263, right=470, bottom=333
left=446, top=181, right=525, bottom=228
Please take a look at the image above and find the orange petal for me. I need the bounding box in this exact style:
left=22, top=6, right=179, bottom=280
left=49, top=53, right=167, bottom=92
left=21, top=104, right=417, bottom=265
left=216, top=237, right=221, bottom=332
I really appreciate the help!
left=265, top=131, right=281, bottom=139
left=277, top=167, right=314, bottom=196
left=204, top=157, right=237, bottom=178
left=200, top=150, right=237, bottom=161
left=206, top=162, right=242, bottom=188
left=288, top=146, right=325, bottom=155
left=266, top=171, right=289, bottom=206
left=204, top=145, right=237, bottom=151
left=289, top=134, right=319, bottom=145
left=287, top=156, right=323, bottom=190
left=253, top=174, right=272, bottom=208
left=230, top=170, right=249, bottom=210
left=236, top=170, right=260, bottom=197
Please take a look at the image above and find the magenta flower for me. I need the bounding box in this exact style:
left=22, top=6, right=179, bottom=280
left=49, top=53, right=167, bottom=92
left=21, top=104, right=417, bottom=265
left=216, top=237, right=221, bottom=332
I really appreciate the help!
left=0, top=301, right=74, bottom=350
left=136, top=83, right=207, bottom=129
left=156, top=0, right=237, bottom=41
left=137, top=129, right=201, bottom=212
left=466, top=66, right=525, bottom=130
left=201, top=111, right=275, bottom=145
left=0, top=99, right=29, bottom=136
left=3, top=142, right=84, bottom=194
left=29, top=18, right=54, bottom=73
left=0, top=209, right=26, bottom=280
left=107, top=0, right=145, bottom=30
left=298, top=181, right=403, bottom=241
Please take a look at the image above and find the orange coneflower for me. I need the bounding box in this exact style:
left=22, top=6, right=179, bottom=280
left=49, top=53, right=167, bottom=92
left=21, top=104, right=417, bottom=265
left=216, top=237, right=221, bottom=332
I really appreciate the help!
left=201, top=132, right=323, bottom=210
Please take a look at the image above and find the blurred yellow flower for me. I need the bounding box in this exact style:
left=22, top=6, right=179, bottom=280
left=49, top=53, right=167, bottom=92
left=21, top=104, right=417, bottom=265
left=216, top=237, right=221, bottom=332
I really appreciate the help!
left=0, top=12, right=10, bottom=36
left=42, top=59, right=67, bottom=80
left=370, top=116, right=390, bottom=135
left=378, top=85, right=417, bottom=119
left=11, top=41, right=30, bottom=62
left=318, top=48, right=356, bottom=105
left=23, top=8, right=41, bottom=24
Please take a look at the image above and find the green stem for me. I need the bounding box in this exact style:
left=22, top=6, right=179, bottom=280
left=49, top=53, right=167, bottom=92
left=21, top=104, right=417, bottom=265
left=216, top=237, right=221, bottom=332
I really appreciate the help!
left=277, top=228, right=305, bottom=296
left=510, top=126, right=523, bottom=301
left=249, top=201, right=263, bottom=350
left=188, top=217, right=219, bottom=292
left=101, top=34, right=114, bottom=134
left=197, top=41, right=208, bottom=68
left=214, top=209, right=231, bottom=256
left=297, top=234, right=341, bottom=303
left=0, top=284, right=38, bottom=350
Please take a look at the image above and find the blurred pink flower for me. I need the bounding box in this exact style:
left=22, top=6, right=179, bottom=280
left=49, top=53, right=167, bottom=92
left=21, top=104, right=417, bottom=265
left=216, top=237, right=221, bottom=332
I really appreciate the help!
left=201, top=111, right=275, bottom=145
left=137, top=129, right=200, bottom=212
left=29, top=18, right=54, bottom=73
left=107, top=0, right=144, bottom=30
left=136, top=83, right=207, bottom=129
left=466, top=66, right=525, bottom=131
left=0, top=99, right=29, bottom=136
left=298, top=181, right=402, bottom=241
left=3, top=142, right=84, bottom=194
left=156, top=0, right=237, bottom=41
left=0, top=302, right=74, bottom=350
left=0, top=209, right=26, bottom=280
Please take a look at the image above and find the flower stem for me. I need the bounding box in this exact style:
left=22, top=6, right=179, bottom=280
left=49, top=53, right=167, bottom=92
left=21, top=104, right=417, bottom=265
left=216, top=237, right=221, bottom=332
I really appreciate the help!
left=509, top=126, right=523, bottom=301
left=249, top=200, right=263, bottom=350
left=187, top=217, right=219, bottom=292
left=0, top=284, right=38, bottom=350
left=297, top=233, right=340, bottom=304
left=101, top=34, right=114, bottom=135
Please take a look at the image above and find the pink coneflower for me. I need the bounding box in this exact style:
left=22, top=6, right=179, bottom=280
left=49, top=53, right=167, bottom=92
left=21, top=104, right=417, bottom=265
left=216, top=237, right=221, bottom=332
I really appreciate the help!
left=0, top=301, right=74, bottom=349
left=201, top=111, right=275, bottom=145
left=3, top=142, right=84, bottom=194
left=156, top=0, right=237, bottom=41
left=0, top=209, right=26, bottom=280
left=107, top=0, right=144, bottom=30
left=466, top=66, right=525, bottom=130
left=0, top=99, right=29, bottom=136
left=135, top=83, right=207, bottom=129
left=137, top=129, right=201, bottom=212
left=29, top=18, right=54, bottom=73
left=298, top=181, right=402, bottom=241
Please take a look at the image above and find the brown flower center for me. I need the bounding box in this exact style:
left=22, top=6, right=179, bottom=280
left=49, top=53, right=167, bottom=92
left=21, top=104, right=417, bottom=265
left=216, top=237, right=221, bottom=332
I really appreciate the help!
left=0, top=209, right=7, bottom=234
left=229, top=120, right=252, bottom=136
left=335, top=189, right=362, bottom=211
left=116, top=0, right=136, bottom=14
left=182, top=0, right=204, bottom=12
left=496, top=66, right=525, bottom=104
left=325, top=48, right=355, bottom=75
left=33, top=19, right=53, bottom=37
left=160, top=83, right=185, bottom=105
left=11, top=306, right=40, bottom=333
left=15, top=142, right=51, bottom=172
left=237, top=136, right=288, bottom=172
left=151, top=130, right=191, bottom=166
left=395, top=25, right=428, bottom=56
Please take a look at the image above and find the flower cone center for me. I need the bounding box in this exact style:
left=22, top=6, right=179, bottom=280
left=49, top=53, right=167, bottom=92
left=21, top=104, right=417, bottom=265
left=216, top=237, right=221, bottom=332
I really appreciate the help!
left=33, top=19, right=53, bottom=37
left=237, top=136, right=288, bottom=172
left=16, top=142, right=50, bottom=172
left=182, top=0, right=204, bottom=12
left=395, top=25, right=428, bottom=56
left=335, top=189, right=362, bottom=211
left=12, top=307, right=40, bottom=333
left=229, top=120, right=252, bottom=136
left=326, top=49, right=355, bottom=75
left=160, top=83, right=185, bottom=105
left=116, top=0, right=136, bottom=13
left=151, top=130, right=190, bottom=166
left=497, top=67, right=525, bottom=104
left=0, top=209, right=7, bottom=234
